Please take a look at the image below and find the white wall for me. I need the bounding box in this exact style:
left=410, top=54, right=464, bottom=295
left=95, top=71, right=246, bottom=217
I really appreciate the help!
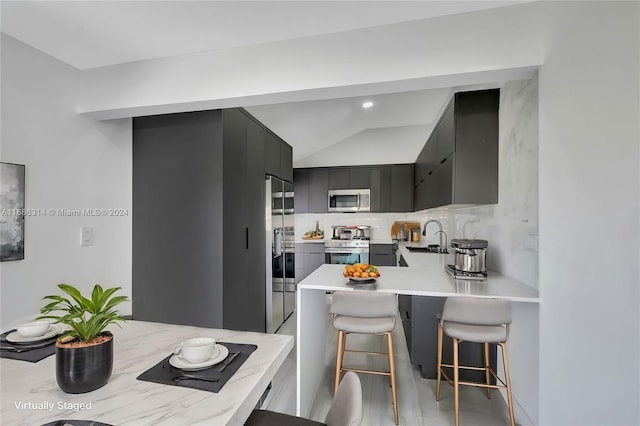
left=0, top=35, right=133, bottom=327
left=538, top=3, right=639, bottom=425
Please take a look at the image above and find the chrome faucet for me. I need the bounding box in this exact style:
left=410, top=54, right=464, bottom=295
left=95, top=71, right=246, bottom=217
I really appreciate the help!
left=422, top=219, right=448, bottom=253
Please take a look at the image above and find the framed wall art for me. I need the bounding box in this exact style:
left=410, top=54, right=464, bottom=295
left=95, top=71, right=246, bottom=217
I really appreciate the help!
left=1, top=162, right=25, bottom=261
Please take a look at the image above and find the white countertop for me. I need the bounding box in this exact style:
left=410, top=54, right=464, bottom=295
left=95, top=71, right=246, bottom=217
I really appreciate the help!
left=299, top=247, right=539, bottom=302
left=1, top=321, right=293, bottom=426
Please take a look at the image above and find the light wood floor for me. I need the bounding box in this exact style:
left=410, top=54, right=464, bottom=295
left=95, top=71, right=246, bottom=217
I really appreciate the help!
left=263, top=295, right=513, bottom=426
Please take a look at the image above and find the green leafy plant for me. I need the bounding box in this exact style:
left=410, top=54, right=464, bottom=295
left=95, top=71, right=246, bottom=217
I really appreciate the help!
left=38, top=284, right=128, bottom=343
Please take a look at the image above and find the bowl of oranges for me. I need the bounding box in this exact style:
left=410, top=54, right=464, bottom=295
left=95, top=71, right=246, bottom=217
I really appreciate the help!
left=343, top=263, right=380, bottom=282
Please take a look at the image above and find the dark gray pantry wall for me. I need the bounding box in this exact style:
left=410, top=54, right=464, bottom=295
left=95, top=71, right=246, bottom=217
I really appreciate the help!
left=132, top=111, right=225, bottom=328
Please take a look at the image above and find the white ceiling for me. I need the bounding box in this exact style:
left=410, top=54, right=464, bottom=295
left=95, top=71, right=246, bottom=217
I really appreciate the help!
left=0, top=1, right=533, bottom=166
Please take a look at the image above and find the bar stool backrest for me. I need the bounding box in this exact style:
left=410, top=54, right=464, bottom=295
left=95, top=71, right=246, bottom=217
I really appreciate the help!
left=330, top=291, right=397, bottom=318
left=324, top=371, right=363, bottom=426
left=441, top=297, right=511, bottom=326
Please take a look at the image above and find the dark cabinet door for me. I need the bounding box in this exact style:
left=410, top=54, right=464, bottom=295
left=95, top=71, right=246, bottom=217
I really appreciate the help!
left=328, top=168, right=349, bottom=190
left=370, top=166, right=391, bottom=212
left=349, top=167, right=371, bottom=189
left=265, top=130, right=281, bottom=177
left=453, top=90, right=499, bottom=205
left=293, top=169, right=309, bottom=214
left=390, top=165, right=413, bottom=212
left=280, top=142, right=293, bottom=183
left=436, top=100, right=455, bottom=163
left=425, top=153, right=454, bottom=209
left=308, top=168, right=329, bottom=213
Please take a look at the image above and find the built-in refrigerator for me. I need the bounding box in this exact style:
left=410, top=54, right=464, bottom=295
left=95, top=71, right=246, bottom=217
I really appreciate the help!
left=266, top=176, right=295, bottom=333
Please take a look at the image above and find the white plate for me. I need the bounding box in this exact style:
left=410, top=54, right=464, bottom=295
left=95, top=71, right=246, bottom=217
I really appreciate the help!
left=6, top=324, right=62, bottom=343
left=169, top=344, right=229, bottom=371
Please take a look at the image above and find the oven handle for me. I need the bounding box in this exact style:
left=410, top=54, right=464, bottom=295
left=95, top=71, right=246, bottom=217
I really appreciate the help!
left=324, top=247, right=368, bottom=254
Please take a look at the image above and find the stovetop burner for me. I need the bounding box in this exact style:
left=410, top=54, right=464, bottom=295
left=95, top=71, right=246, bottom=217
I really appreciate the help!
left=445, top=264, right=487, bottom=281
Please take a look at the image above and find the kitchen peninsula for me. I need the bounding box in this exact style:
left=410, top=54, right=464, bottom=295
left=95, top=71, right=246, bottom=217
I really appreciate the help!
left=295, top=250, right=539, bottom=418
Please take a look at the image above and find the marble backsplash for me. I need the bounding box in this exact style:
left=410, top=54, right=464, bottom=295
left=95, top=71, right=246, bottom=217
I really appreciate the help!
left=295, top=79, right=539, bottom=289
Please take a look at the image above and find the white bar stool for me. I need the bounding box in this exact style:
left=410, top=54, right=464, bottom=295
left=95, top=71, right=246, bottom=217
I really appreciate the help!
left=436, top=296, right=515, bottom=426
left=330, top=291, right=399, bottom=425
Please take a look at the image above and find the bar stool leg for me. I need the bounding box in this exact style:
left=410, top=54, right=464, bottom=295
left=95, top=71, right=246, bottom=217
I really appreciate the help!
left=499, top=343, right=516, bottom=426
left=436, top=321, right=444, bottom=401
left=387, top=332, right=399, bottom=425
left=453, top=338, right=460, bottom=426
left=483, top=342, right=491, bottom=399
left=334, top=331, right=346, bottom=395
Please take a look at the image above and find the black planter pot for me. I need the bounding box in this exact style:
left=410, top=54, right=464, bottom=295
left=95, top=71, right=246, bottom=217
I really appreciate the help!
left=55, top=333, right=113, bottom=394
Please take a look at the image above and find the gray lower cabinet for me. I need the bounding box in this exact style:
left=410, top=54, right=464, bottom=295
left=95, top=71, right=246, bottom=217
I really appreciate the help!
left=133, top=108, right=289, bottom=333
left=295, top=243, right=326, bottom=282
left=414, top=89, right=499, bottom=210
left=370, top=244, right=396, bottom=266
left=398, top=253, right=496, bottom=380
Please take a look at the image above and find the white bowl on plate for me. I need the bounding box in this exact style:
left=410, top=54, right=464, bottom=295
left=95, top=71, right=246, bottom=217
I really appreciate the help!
left=16, top=320, right=50, bottom=338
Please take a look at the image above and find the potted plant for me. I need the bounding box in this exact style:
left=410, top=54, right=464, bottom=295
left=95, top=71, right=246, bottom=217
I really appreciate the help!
left=38, top=283, right=128, bottom=394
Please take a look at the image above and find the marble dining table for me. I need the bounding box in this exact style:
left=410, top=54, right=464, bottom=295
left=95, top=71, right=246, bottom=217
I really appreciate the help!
left=1, top=320, right=293, bottom=426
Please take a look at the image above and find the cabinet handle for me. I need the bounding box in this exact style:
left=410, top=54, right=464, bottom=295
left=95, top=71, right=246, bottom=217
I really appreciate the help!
left=246, top=227, right=249, bottom=249
left=428, top=171, right=433, bottom=176
left=440, top=157, right=447, bottom=164
left=405, top=311, right=410, bottom=320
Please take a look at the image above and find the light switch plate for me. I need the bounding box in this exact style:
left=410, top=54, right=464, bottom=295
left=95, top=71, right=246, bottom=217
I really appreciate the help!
left=524, top=234, right=539, bottom=251
left=81, top=227, right=93, bottom=246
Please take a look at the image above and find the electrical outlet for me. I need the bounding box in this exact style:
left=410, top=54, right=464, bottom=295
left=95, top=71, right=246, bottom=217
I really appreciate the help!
left=81, top=227, right=93, bottom=246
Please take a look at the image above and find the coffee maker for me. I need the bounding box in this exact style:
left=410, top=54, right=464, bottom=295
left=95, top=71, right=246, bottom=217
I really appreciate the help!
left=446, top=239, right=488, bottom=280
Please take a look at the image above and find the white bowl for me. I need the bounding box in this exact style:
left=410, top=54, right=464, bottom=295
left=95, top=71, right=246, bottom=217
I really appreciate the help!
left=16, top=321, right=50, bottom=338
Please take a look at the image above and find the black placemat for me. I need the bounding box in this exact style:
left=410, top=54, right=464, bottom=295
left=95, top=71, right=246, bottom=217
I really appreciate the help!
left=41, top=421, right=113, bottom=426
left=0, top=329, right=59, bottom=362
left=136, top=342, right=257, bottom=393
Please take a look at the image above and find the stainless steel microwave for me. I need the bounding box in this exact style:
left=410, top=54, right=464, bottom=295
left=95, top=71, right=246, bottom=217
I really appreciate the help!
left=328, top=189, right=371, bottom=212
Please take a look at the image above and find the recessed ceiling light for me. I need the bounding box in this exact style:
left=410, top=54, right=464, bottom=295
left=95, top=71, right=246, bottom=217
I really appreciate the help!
left=362, top=101, right=374, bottom=109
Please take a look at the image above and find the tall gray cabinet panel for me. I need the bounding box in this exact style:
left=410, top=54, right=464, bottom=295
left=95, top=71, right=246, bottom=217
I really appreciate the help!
left=133, top=108, right=281, bottom=333
left=133, top=111, right=225, bottom=328
left=222, top=109, right=266, bottom=332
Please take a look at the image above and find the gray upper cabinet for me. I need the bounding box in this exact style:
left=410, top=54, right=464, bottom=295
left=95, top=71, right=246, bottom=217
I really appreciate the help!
left=389, top=165, right=413, bottom=212
left=293, top=169, right=310, bottom=213
left=328, top=168, right=349, bottom=190
left=296, top=164, right=412, bottom=213
left=370, top=166, right=391, bottom=212
left=264, top=130, right=280, bottom=178
left=413, top=89, right=499, bottom=210
left=280, top=142, right=293, bottom=183
left=295, top=168, right=329, bottom=213
left=265, top=129, right=293, bottom=183
left=349, top=167, right=371, bottom=189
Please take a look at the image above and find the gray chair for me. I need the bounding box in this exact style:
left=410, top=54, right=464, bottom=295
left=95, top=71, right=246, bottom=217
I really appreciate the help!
left=244, top=371, right=362, bottom=426
left=330, top=291, right=399, bottom=425
left=436, top=296, right=515, bottom=426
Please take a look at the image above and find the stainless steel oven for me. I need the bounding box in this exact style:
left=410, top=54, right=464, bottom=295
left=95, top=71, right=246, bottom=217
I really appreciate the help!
left=325, top=239, right=370, bottom=265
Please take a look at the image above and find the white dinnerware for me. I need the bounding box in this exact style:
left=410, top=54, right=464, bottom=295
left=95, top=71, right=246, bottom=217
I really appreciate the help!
left=7, top=324, right=61, bottom=343
left=174, top=337, right=216, bottom=363
left=16, top=321, right=50, bottom=338
left=169, top=344, right=229, bottom=371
